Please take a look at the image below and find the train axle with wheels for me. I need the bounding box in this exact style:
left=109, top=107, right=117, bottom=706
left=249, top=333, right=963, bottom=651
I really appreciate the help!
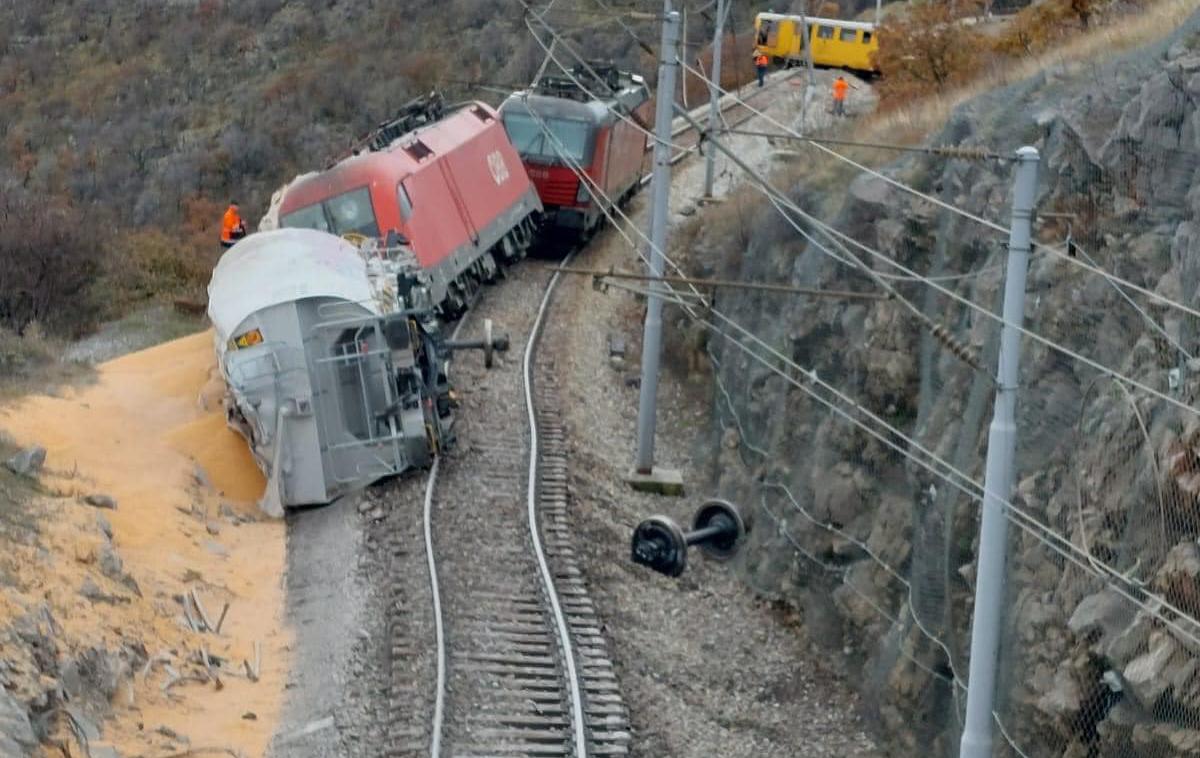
left=631, top=499, right=750, bottom=577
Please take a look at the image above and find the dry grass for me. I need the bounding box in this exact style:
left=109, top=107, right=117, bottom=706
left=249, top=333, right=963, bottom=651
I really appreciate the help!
left=674, top=0, right=1198, bottom=283
left=0, top=326, right=93, bottom=400
left=857, top=0, right=1199, bottom=147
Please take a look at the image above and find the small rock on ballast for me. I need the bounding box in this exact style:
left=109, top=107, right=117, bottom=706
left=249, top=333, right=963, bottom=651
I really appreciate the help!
left=83, top=494, right=117, bottom=510
left=5, top=446, right=46, bottom=477
left=79, top=577, right=107, bottom=603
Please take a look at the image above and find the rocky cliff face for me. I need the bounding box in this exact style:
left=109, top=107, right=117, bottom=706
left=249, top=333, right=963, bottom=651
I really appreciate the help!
left=692, top=13, right=1200, bottom=756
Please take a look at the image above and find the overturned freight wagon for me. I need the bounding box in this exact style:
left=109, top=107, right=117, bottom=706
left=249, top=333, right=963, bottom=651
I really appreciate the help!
left=207, top=228, right=500, bottom=514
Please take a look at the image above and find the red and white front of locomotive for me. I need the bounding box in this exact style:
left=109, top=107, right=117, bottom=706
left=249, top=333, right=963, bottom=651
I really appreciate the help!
left=499, top=94, right=607, bottom=232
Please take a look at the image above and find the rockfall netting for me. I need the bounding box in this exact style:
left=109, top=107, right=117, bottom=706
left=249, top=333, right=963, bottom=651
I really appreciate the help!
left=696, top=10, right=1200, bottom=756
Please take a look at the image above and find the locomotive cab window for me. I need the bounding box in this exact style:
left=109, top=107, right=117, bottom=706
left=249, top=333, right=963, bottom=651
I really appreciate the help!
left=862, top=31, right=872, bottom=44
left=281, top=186, right=380, bottom=237
left=280, top=203, right=330, bottom=233
left=840, top=28, right=858, bottom=42
left=502, top=112, right=594, bottom=164
left=817, top=25, right=835, bottom=39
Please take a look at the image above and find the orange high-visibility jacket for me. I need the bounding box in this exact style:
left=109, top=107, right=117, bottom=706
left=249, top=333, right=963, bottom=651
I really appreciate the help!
left=755, top=54, right=769, bottom=67
left=221, top=206, right=244, bottom=243
left=833, top=78, right=849, bottom=101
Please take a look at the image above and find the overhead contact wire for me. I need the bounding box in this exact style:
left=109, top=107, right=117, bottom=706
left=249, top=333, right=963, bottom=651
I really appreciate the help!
left=522, top=12, right=1200, bottom=645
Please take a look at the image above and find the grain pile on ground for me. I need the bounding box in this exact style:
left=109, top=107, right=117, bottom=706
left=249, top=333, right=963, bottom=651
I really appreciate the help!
left=0, top=331, right=289, bottom=757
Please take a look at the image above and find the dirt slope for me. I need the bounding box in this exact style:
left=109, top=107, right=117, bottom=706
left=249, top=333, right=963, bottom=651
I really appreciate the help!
left=0, top=332, right=288, bottom=757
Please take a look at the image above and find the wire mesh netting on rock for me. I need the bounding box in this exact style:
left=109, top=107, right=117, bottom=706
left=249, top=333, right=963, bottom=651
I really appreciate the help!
left=700, top=10, right=1200, bottom=756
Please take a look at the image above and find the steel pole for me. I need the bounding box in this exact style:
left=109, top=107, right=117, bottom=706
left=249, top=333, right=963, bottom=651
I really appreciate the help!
left=702, top=0, right=728, bottom=198
left=959, top=146, right=1040, bottom=758
left=634, top=3, right=681, bottom=474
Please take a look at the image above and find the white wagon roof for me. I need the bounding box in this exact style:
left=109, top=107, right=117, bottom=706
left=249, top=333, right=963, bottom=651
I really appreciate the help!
left=757, top=12, right=876, bottom=31
left=207, top=228, right=377, bottom=340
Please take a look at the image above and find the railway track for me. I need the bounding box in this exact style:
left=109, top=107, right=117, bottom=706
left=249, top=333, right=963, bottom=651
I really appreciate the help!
left=648, top=69, right=800, bottom=179
left=376, top=72, right=794, bottom=758
left=382, top=259, right=628, bottom=758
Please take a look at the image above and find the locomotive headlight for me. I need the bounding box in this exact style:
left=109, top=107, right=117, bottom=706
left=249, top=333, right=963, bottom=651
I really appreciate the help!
left=576, top=182, right=591, bottom=206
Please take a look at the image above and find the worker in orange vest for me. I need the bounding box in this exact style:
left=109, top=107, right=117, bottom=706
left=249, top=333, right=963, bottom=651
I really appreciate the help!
left=220, top=201, right=247, bottom=249
left=832, top=75, right=854, bottom=117
left=754, top=50, right=770, bottom=88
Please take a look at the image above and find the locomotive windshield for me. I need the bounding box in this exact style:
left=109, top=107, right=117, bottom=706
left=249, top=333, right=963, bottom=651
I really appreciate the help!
left=502, top=112, right=593, bottom=164
left=281, top=186, right=380, bottom=237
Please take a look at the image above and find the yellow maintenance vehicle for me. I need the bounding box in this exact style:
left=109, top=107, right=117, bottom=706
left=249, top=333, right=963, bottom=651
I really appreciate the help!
left=754, top=12, right=880, bottom=74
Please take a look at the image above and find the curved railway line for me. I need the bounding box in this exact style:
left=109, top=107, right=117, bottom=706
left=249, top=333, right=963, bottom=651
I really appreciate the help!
left=375, top=72, right=794, bottom=758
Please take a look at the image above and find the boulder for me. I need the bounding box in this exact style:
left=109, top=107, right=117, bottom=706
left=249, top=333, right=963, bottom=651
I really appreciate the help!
left=5, top=446, right=46, bottom=477
left=82, top=494, right=118, bottom=510
left=1036, top=664, right=1082, bottom=717
left=1155, top=542, right=1200, bottom=617
left=98, top=543, right=123, bottom=581
left=1124, top=631, right=1180, bottom=707
left=0, top=689, right=36, bottom=755
left=79, top=576, right=108, bottom=604
left=1068, top=588, right=1135, bottom=649
left=812, top=462, right=860, bottom=527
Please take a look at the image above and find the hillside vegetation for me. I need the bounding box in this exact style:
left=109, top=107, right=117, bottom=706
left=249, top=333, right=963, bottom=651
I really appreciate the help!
left=0, top=0, right=682, bottom=339
left=0, top=0, right=1150, bottom=345
left=874, top=0, right=1159, bottom=106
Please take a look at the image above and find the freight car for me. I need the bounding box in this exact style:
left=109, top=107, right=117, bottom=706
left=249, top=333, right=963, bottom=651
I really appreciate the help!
left=208, top=228, right=505, bottom=513
left=498, top=63, right=651, bottom=239
left=276, top=93, right=542, bottom=317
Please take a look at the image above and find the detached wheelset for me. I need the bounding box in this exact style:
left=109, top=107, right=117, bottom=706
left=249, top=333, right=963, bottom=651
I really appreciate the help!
left=631, top=499, right=751, bottom=577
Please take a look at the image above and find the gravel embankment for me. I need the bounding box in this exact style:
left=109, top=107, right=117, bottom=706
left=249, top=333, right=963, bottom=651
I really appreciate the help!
left=539, top=71, right=882, bottom=756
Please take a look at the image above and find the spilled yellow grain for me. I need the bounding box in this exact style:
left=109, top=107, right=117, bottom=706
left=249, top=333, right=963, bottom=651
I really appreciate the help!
left=0, top=331, right=287, bottom=757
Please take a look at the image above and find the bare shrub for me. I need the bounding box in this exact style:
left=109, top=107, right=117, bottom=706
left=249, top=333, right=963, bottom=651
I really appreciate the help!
left=681, top=30, right=759, bottom=106
left=0, top=196, right=109, bottom=337
left=872, top=0, right=987, bottom=108
left=993, top=0, right=1091, bottom=56
left=101, top=228, right=215, bottom=311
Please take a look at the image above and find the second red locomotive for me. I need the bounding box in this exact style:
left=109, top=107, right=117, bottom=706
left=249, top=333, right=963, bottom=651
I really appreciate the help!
left=275, top=94, right=542, bottom=316
left=499, top=63, right=651, bottom=239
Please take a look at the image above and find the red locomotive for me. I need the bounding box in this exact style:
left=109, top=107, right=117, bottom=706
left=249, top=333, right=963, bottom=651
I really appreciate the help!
left=499, top=63, right=651, bottom=239
left=277, top=94, right=542, bottom=316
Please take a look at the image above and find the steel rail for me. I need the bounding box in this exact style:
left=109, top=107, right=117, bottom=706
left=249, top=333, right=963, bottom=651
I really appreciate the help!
left=421, top=255, right=590, bottom=757
left=523, top=251, right=587, bottom=756
left=423, top=312, right=472, bottom=758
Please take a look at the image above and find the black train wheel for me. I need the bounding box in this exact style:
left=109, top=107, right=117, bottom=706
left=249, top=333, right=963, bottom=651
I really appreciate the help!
left=692, top=499, right=749, bottom=561
left=631, top=515, right=688, bottom=577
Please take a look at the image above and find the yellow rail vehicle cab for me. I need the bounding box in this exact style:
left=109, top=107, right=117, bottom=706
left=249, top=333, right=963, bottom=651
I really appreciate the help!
left=755, top=12, right=879, bottom=74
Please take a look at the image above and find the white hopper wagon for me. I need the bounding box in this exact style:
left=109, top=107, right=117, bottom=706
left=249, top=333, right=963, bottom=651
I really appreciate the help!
left=207, top=228, right=503, bottom=515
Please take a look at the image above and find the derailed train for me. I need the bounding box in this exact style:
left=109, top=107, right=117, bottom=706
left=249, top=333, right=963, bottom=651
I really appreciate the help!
left=271, top=93, right=542, bottom=317
left=208, top=230, right=453, bottom=514
left=209, top=95, right=538, bottom=512
left=211, top=71, right=652, bottom=511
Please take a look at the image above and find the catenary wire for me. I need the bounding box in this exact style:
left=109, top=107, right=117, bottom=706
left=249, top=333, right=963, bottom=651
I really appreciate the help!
left=591, top=0, right=1200, bottom=328
left=517, top=26, right=1200, bottom=646
left=671, top=101, right=1200, bottom=421
left=670, top=54, right=1200, bottom=324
